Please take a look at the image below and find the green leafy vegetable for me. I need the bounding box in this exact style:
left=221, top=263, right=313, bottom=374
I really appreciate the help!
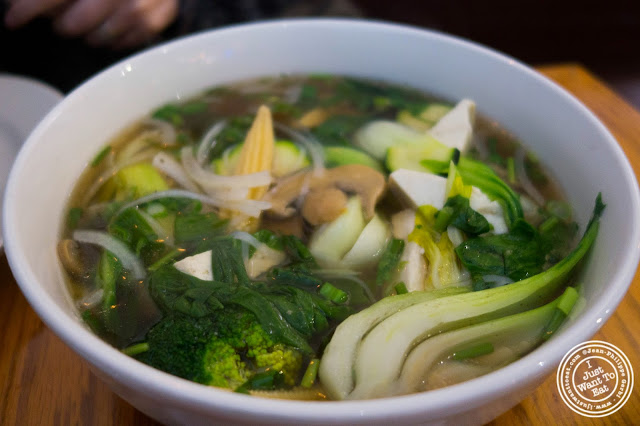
left=434, top=195, right=491, bottom=235
left=319, top=195, right=603, bottom=400
left=375, top=238, right=405, bottom=286
left=456, top=219, right=548, bottom=290
left=457, top=156, right=524, bottom=229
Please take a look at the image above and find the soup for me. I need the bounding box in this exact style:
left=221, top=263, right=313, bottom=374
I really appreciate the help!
left=58, top=75, right=603, bottom=400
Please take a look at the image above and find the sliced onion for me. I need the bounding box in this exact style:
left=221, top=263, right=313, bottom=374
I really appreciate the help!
left=211, top=187, right=249, bottom=201
left=223, top=199, right=272, bottom=217
left=143, top=118, right=177, bottom=146
left=137, top=208, right=174, bottom=246
left=515, top=148, right=545, bottom=206
left=196, top=120, right=226, bottom=165
left=181, top=147, right=272, bottom=192
left=77, top=288, right=104, bottom=309
left=229, top=231, right=262, bottom=249
left=274, top=122, right=325, bottom=174
left=152, top=152, right=201, bottom=193
left=115, top=189, right=271, bottom=218
left=117, top=135, right=152, bottom=164
left=73, top=230, right=145, bottom=280
left=230, top=231, right=262, bottom=264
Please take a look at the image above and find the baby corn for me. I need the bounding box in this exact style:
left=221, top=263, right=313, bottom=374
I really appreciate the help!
left=235, top=105, right=275, bottom=200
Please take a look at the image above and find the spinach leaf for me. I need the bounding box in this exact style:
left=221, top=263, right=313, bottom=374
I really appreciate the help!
left=109, top=208, right=165, bottom=265
left=435, top=195, right=491, bottom=235
left=310, top=115, right=368, bottom=146
left=455, top=219, right=548, bottom=290
left=280, top=234, right=317, bottom=268
left=209, top=115, right=254, bottom=158
left=149, top=265, right=228, bottom=317
left=210, top=238, right=249, bottom=285
left=249, top=229, right=284, bottom=257
left=174, top=211, right=228, bottom=245
left=228, top=286, right=313, bottom=353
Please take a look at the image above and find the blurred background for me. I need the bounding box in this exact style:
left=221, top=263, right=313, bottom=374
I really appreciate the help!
left=2, top=0, right=640, bottom=107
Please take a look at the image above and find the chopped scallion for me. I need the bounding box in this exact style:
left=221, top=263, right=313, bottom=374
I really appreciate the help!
left=121, top=342, right=150, bottom=356
left=67, top=207, right=83, bottom=230
left=543, top=286, right=579, bottom=340
left=394, top=282, right=408, bottom=295
left=539, top=216, right=559, bottom=233
left=434, top=206, right=454, bottom=233
left=91, top=145, right=111, bottom=167
left=301, top=358, right=320, bottom=388
left=319, top=282, right=348, bottom=304
left=148, top=248, right=184, bottom=272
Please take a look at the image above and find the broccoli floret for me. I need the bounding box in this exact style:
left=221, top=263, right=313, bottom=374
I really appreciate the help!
left=136, top=307, right=304, bottom=390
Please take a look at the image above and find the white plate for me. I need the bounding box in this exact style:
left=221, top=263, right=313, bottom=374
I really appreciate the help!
left=0, top=74, right=63, bottom=250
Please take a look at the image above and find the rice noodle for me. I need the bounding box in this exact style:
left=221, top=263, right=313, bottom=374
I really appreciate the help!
left=143, top=118, right=177, bottom=146
left=137, top=208, right=174, bottom=246
left=73, top=230, right=145, bottom=280
left=514, top=148, right=545, bottom=206
left=274, top=122, right=325, bottom=174
left=181, top=147, right=272, bottom=192
left=196, top=120, right=226, bottom=165
left=114, top=189, right=271, bottom=218
left=229, top=231, right=261, bottom=265
left=152, top=152, right=201, bottom=193
left=229, top=231, right=262, bottom=249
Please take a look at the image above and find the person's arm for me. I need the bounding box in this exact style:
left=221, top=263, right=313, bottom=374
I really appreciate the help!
left=4, top=0, right=179, bottom=49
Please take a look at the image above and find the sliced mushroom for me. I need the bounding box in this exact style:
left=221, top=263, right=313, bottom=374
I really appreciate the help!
left=263, top=170, right=314, bottom=218
left=263, top=164, right=386, bottom=225
left=302, top=187, right=348, bottom=226
left=57, top=239, right=84, bottom=277
left=261, top=215, right=305, bottom=239
left=323, top=164, right=386, bottom=220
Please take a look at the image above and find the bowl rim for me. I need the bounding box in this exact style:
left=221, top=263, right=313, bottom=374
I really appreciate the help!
left=4, top=17, right=640, bottom=423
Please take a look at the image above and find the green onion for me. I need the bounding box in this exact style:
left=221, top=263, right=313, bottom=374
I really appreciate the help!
left=506, top=157, right=516, bottom=184
left=451, top=148, right=461, bottom=165
left=376, top=239, right=405, bottom=286
left=67, top=207, right=83, bottom=230
left=319, top=282, right=348, bottom=304
left=394, top=282, right=408, bottom=295
left=121, top=342, right=150, bottom=356
left=148, top=248, right=184, bottom=272
left=301, top=358, right=320, bottom=388
left=539, top=216, right=559, bottom=233
left=235, top=370, right=284, bottom=394
left=434, top=206, right=454, bottom=232
left=91, top=145, right=111, bottom=167
left=452, top=342, right=495, bottom=360
left=543, top=286, right=579, bottom=340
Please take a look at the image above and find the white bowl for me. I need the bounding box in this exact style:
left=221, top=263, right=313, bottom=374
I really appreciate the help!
left=3, top=19, right=640, bottom=425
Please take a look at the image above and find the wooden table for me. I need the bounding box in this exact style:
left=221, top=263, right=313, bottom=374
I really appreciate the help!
left=1, top=64, right=639, bottom=425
